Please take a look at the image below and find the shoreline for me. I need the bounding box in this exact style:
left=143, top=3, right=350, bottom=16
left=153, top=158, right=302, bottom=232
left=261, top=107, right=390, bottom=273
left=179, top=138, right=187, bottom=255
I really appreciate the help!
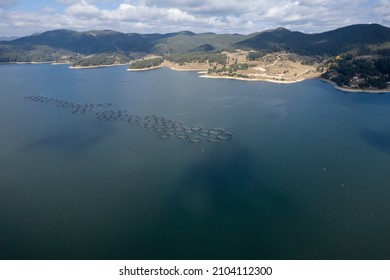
left=3, top=61, right=389, bottom=92
left=1, top=61, right=55, bottom=65
left=127, top=65, right=163, bottom=71
left=127, top=65, right=307, bottom=83
left=51, top=62, right=71, bottom=65
left=130, top=65, right=389, bottom=91
left=320, top=78, right=390, bottom=93
left=199, top=74, right=306, bottom=84
left=128, top=63, right=207, bottom=73
left=69, top=63, right=129, bottom=69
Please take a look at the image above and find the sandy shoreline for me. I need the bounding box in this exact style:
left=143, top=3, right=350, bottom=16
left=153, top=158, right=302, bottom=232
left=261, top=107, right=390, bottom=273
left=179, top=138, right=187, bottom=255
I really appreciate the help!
left=128, top=60, right=210, bottom=72
left=128, top=65, right=390, bottom=91
left=127, top=64, right=305, bottom=83
left=1, top=61, right=55, bottom=65
left=199, top=74, right=305, bottom=84
left=51, top=62, right=71, bottom=65
left=127, top=65, right=163, bottom=71
left=3, top=61, right=388, bottom=92
left=69, top=63, right=129, bottom=69
left=128, top=67, right=203, bottom=72
left=320, top=79, right=390, bottom=93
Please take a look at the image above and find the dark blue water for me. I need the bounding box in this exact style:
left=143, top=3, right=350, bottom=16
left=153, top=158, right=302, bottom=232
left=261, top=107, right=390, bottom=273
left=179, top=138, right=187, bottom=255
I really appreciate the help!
left=1, top=64, right=390, bottom=259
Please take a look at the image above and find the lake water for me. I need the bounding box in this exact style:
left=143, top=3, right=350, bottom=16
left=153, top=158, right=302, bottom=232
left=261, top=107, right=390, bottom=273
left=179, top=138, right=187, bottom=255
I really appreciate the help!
left=1, top=64, right=390, bottom=260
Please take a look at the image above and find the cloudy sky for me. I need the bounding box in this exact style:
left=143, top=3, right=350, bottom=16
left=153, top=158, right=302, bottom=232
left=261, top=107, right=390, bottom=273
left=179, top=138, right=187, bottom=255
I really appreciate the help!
left=1, top=0, right=389, bottom=37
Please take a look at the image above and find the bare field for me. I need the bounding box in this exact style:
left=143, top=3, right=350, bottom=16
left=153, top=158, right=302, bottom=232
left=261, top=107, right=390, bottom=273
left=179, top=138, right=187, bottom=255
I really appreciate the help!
left=214, top=50, right=322, bottom=82
left=129, top=50, right=322, bottom=83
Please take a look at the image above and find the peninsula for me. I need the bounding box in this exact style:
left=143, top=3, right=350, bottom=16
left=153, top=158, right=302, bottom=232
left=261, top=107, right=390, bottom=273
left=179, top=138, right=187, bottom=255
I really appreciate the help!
left=128, top=51, right=321, bottom=84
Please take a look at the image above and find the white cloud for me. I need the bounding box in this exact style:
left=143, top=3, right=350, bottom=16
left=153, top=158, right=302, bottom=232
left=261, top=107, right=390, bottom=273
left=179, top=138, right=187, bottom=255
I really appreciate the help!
left=65, top=2, right=100, bottom=17
left=0, top=0, right=389, bottom=37
left=374, top=0, right=390, bottom=24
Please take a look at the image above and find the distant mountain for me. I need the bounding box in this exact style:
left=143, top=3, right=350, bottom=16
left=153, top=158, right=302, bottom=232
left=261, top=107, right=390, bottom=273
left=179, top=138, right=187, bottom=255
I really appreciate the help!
left=0, top=29, right=242, bottom=57
left=3, top=29, right=167, bottom=54
left=237, top=24, right=390, bottom=56
left=152, top=33, right=244, bottom=54
left=1, top=24, right=390, bottom=63
left=0, top=36, right=19, bottom=41
left=190, top=43, right=215, bottom=52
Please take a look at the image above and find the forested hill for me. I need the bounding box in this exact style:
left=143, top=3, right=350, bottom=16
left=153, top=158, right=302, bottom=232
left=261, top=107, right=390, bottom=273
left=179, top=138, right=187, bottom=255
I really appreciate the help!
left=1, top=24, right=390, bottom=63
left=2, top=29, right=182, bottom=54
left=0, top=29, right=242, bottom=62
left=236, top=24, right=390, bottom=56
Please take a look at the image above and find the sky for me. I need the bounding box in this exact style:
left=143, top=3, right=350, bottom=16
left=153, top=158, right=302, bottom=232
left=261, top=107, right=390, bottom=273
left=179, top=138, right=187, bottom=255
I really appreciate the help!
left=0, top=0, right=389, bottom=37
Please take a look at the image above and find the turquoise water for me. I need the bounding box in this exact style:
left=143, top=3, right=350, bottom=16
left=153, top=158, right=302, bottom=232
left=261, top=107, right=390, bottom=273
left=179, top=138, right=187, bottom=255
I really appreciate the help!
left=1, top=64, right=390, bottom=259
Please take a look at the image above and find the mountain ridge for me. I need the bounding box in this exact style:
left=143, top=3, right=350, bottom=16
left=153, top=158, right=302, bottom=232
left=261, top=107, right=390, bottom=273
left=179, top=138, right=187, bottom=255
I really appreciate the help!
left=1, top=23, right=389, bottom=57
left=237, top=23, right=390, bottom=56
left=1, top=24, right=390, bottom=91
left=1, top=23, right=390, bottom=64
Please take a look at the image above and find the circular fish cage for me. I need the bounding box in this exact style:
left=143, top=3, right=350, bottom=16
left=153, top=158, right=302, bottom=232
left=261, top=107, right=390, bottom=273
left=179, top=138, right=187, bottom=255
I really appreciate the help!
left=189, top=137, right=202, bottom=144
left=216, top=133, right=233, bottom=141
left=165, top=123, right=175, bottom=129
left=208, top=128, right=224, bottom=135
left=192, top=126, right=202, bottom=131
left=159, top=133, right=171, bottom=139
left=154, top=127, right=165, bottom=133
left=145, top=123, right=155, bottom=129
left=166, top=130, right=176, bottom=136
left=177, top=134, right=189, bottom=140
left=137, top=121, right=147, bottom=127
left=208, top=138, right=220, bottom=143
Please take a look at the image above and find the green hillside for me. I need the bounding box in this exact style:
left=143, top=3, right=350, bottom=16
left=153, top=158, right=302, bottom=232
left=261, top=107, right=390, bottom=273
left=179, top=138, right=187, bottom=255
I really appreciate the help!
left=1, top=24, right=390, bottom=90
left=153, top=33, right=244, bottom=54
left=2, top=24, right=390, bottom=61
left=3, top=29, right=164, bottom=54
left=237, top=24, right=390, bottom=56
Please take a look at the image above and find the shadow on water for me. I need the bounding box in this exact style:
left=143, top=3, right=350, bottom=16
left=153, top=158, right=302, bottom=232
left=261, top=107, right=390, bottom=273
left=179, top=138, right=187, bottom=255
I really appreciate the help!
left=132, top=142, right=298, bottom=259
left=24, top=121, right=113, bottom=155
left=362, top=129, right=390, bottom=155
left=180, top=144, right=293, bottom=215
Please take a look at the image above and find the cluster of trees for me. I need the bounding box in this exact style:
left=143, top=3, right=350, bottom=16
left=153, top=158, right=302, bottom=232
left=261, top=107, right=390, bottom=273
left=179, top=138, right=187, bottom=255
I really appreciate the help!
left=247, top=51, right=269, bottom=61
left=238, top=24, right=390, bottom=57
left=207, top=63, right=253, bottom=77
left=0, top=45, right=74, bottom=62
left=229, top=63, right=251, bottom=71
left=128, top=57, right=164, bottom=69
left=375, top=57, right=390, bottom=74
left=208, top=66, right=226, bottom=74
left=128, top=52, right=229, bottom=69
left=73, top=53, right=130, bottom=67
left=322, top=54, right=390, bottom=89
left=164, top=52, right=227, bottom=65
